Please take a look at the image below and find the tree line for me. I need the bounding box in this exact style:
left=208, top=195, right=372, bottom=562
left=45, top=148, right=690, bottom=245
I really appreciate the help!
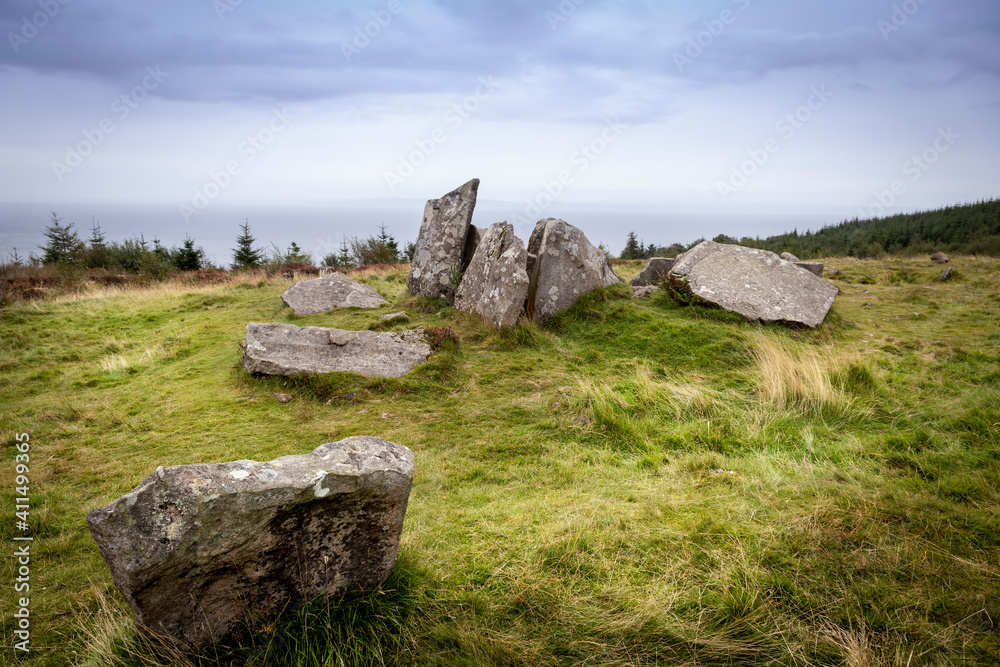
left=618, top=198, right=1000, bottom=260
left=15, top=214, right=414, bottom=275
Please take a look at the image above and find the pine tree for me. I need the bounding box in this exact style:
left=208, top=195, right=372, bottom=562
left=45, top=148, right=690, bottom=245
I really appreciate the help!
left=619, top=231, right=643, bottom=260
left=232, top=219, right=264, bottom=269
left=284, top=241, right=312, bottom=264
left=40, top=212, right=84, bottom=265
left=172, top=236, right=204, bottom=271
left=85, top=218, right=110, bottom=269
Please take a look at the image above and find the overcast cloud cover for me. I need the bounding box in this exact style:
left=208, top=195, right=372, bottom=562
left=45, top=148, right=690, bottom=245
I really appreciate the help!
left=1, top=0, right=998, bottom=257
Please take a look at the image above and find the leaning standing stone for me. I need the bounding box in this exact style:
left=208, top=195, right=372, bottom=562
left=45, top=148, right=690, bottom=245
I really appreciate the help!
left=86, top=436, right=414, bottom=652
left=454, top=222, right=530, bottom=328
left=407, top=178, right=479, bottom=299
left=281, top=273, right=387, bottom=315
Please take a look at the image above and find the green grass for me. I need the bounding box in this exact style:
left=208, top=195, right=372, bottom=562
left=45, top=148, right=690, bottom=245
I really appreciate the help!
left=1, top=257, right=999, bottom=666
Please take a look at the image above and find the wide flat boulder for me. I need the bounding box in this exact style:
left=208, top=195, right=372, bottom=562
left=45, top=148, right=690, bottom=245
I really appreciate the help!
left=630, top=257, right=675, bottom=287
left=242, top=322, right=430, bottom=378
left=407, top=178, right=479, bottom=299
left=668, top=241, right=838, bottom=328
left=281, top=273, right=386, bottom=315
left=526, top=218, right=622, bottom=323
left=86, top=436, right=413, bottom=651
left=454, top=222, right=530, bottom=328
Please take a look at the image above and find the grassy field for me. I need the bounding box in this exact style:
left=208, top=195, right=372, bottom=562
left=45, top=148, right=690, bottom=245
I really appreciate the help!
left=1, top=257, right=999, bottom=666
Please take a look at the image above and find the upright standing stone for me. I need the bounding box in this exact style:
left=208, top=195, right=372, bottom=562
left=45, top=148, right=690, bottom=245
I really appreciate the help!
left=454, top=222, right=530, bottom=328
left=407, top=179, right=479, bottom=300
left=526, top=218, right=622, bottom=323
left=86, top=437, right=414, bottom=651
left=668, top=241, right=838, bottom=328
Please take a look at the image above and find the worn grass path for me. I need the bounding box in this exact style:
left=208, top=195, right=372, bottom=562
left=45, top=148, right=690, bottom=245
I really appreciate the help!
left=1, top=257, right=998, bottom=666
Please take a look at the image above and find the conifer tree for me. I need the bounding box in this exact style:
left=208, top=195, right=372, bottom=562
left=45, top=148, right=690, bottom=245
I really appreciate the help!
left=232, top=219, right=264, bottom=269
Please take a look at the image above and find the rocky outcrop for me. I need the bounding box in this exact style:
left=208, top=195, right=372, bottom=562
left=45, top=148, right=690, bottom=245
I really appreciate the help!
left=526, top=218, right=622, bottom=323
left=86, top=437, right=414, bottom=651
left=242, top=323, right=430, bottom=378
left=281, top=273, right=386, bottom=315
left=454, top=222, right=530, bottom=328
left=668, top=241, right=838, bottom=328
left=407, top=179, right=479, bottom=299
left=630, top=257, right=675, bottom=287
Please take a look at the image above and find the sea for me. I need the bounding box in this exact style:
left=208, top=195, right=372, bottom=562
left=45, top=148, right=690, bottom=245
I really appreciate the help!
left=0, top=199, right=851, bottom=267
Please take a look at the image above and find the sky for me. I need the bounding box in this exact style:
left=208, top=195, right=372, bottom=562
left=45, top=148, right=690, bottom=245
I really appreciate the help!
left=1, top=0, right=998, bottom=260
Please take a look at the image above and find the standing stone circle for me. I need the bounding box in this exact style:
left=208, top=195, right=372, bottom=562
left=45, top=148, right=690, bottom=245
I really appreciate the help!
left=86, top=436, right=414, bottom=651
left=281, top=273, right=387, bottom=315
left=454, top=222, right=530, bottom=328
left=407, top=179, right=479, bottom=299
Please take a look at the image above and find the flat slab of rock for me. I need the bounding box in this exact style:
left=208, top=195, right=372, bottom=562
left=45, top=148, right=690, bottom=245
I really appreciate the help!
left=407, top=179, right=479, bottom=299
left=630, top=257, right=675, bottom=287
left=281, top=273, right=386, bottom=315
left=86, top=436, right=413, bottom=651
left=632, top=285, right=659, bottom=299
left=243, top=322, right=430, bottom=378
left=669, top=241, right=838, bottom=328
left=455, top=222, right=530, bottom=328
left=526, top=218, right=622, bottom=323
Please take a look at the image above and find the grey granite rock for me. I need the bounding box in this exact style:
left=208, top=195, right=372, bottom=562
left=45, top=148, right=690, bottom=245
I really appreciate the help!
left=630, top=257, right=675, bottom=287
left=632, top=285, right=659, bottom=299
left=407, top=179, right=479, bottom=299
left=242, top=322, right=430, bottom=378
left=795, top=262, right=824, bottom=277
left=780, top=252, right=801, bottom=262
left=526, top=218, right=622, bottom=323
left=454, top=222, right=530, bottom=328
left=931, top=252, right=950, bottom=264
left=281, top=273, right=386, bottom=315
left=462, top=225, right=484, bottom=269
left=668, top=241, right=838, bottom=328
left=86, top=436, right=413, bottom=651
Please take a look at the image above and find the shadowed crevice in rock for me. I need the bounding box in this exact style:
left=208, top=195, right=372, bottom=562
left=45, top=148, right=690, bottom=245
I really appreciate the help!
left=85, top=436, right=414, bottom=652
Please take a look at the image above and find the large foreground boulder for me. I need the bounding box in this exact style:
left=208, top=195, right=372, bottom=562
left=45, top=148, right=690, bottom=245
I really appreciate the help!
left=243, top=322, right=430, bottom=378
left=630, top=257, right=675, bottom=287
left=86, top=437, right=414, bottom=651
left=281, top=273, right=386, bottom=315
left=454, top=222, right=530, bottom=328
left=408, top=178, right=479, bottom=299
left=668, top=241, right=838, bottom=328
left=526, top=218, right=622, bottom=323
